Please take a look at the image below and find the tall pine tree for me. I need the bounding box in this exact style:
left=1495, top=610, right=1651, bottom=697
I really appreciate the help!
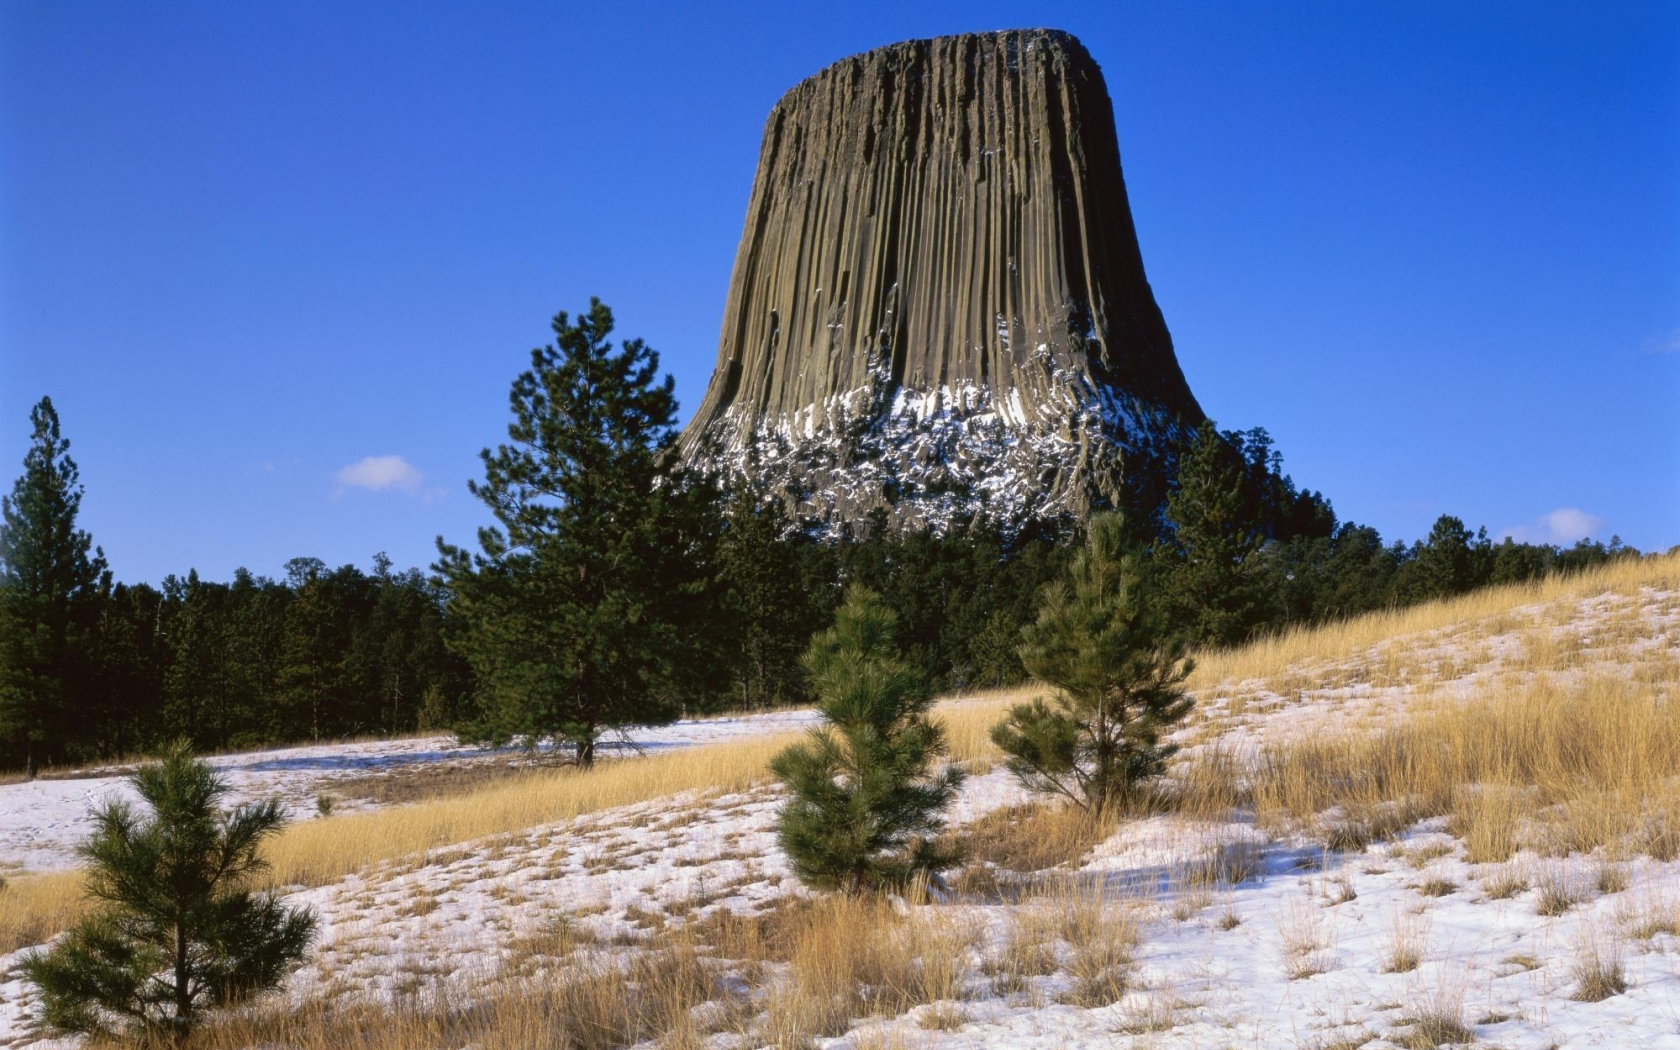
left=0, top=397, right=107, bottom=776
left=717, top=478, right=813, bottom=707
left=1158, top=420, right=1266, bottom=648
left=436, top=299, right=724, bottom=767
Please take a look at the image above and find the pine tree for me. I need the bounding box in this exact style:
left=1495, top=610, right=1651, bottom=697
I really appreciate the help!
left=161, top=571, right=234, bottom=750
left=277, top=568, right=345, bottom=742
left=1411, top=514, right=1487, bottom=600
left=717, top=479, right=813, bottom=707
left=436, top=299, right=724, bottom=768
left=771, top=587, right=965, bottom=893
left=992, top=513, right=1194, bottom=811
left=0, top=397, right=107, bottom=776
left=22, top=742, right=314, bottom=1040
left=1158, top=420, right=1267, bottom=647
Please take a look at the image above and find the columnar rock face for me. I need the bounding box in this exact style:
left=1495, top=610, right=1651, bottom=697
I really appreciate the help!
left=680, top=28, right=1204, bottom=533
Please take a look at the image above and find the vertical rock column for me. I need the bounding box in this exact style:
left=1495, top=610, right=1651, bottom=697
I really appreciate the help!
left=680, top=29, right=1204, bottom=532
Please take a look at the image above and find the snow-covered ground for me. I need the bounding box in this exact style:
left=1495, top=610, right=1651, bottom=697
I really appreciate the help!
left=3, top=583, right=1678, bottom=1048
left=0, top=707, right=822, bottom=875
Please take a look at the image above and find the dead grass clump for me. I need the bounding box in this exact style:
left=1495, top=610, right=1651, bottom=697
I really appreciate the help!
left=1319, top=800, right=1414, bottom=854
left=1480, top=864, right=1529, bottom=900
left=957, top=802, right=1117, bottom=873
left=1623, top=889, right=1680, bottom=940
left=505, top=914, right=581, bottom=974
left=758, top=894, right=975, bottom=1046
left=1113, top=993, right=1184, bottom=1035
left=1396, top=977, right=1473, bottom=1048
left=1276, top=896, right=1335, bottom=979
left=1382, top=909, right=1430, bottom=973
left=1053, top=884, right=1141, bottom=1007
left=1186, top=837, right=1264, bottom=887
left=983, top=905, right=1059, bottom=992
left=1449, top=784, right=1525, bottom=863
left=1534, top=867, right=1581, bottom=916
left=1569, top=927, right=1627, bottom=1002
left=1594, top=862, right=1630, bottom=895
left=1153, top=745, right=1248, bottom=822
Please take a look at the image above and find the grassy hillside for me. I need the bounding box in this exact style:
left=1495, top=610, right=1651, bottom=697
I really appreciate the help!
left=3, top=552, right=1675, bottom=1047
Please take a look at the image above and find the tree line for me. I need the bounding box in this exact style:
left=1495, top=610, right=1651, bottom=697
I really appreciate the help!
left=0, top=299, right=1653, bottom=774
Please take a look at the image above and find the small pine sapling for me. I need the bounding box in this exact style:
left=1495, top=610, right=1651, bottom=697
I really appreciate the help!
left=772, top=587, right=965, bottom=893
left=23, top=742, right=315, bottom=1041
left=992, top=513, right=1194, bottom=812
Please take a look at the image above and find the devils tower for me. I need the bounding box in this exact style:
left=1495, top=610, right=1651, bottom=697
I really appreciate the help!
left=680, top=29, right=1204, bottom=532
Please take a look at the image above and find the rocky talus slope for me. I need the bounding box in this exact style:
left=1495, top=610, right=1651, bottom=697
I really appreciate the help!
left=680, top=29, right=1204, bottom=532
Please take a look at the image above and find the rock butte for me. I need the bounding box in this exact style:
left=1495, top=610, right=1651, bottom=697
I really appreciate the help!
left=679, top=28, right=1205, bottom=533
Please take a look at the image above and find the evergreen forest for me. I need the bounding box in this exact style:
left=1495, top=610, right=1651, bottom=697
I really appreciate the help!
left=0, top=303, right=1654, bottom=775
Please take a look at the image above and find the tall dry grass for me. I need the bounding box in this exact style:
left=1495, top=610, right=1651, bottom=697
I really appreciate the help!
left=1189, top=551, right=1679, bottom=690
left=183, top=930, right=724, bottom=1050
left=1252, top=669, right=1680, bottom=859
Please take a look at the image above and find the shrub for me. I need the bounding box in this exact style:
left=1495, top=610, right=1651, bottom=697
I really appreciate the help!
left=22, top=743, right=315, bottom=1040
left=992, top=513, right=1194, bottom=811
left=772, top=587, right=964, bottom=893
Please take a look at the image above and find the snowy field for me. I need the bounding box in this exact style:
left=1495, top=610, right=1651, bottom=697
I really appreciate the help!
left=2, top=578, right=1678, bottom=1049
left=0, top=707, right=823, bottom=876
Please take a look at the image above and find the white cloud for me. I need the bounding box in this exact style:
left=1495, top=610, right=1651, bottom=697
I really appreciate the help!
left=334, top=455, right=424, bottom=496
left=1499, top=507, right=1607, bottom=545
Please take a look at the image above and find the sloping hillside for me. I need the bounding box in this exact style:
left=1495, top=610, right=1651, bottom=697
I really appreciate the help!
left=2, top=555, right=1676, bottom=1049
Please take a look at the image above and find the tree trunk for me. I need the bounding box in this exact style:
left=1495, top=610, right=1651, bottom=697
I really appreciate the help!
left=173, top=916, right=191, bottom=1037
left=577, top=736, right=595, bottom=770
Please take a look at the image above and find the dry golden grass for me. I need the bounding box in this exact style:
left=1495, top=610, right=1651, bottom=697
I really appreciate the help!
left=184, top=933, right=722, bottom=1050
left=1382, top=908, right=1429, bottom=973
left=1396, top=979, right=1474, bottom=1049
left=1051, top=882, right=1141, bottom=1007
left=1569, top=923, right=1628, bottom=1002
left=1, top=693, right=1014, bottom=957
left=1189, top=551, right=1679, bottom=691
left=756, top=892, right=976, bottom=1047
left=1275, top=894, right=1335, bottom=979
left=0, top=870, right=83, bottom=957
left=934, top=688, right=1037, bottom=767
left=1480, top=864, right=1529, bottom=900
left=1251, top=670, right=1680, bottom=860
left=265, top=731, right=804, bottom=887
left=983, top=904, right=1060, bottom=994
left=956, top=801, right=1119, bottom=874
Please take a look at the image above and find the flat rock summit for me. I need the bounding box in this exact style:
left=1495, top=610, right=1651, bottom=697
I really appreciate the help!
left=680, top=29, right=1204, bottom=533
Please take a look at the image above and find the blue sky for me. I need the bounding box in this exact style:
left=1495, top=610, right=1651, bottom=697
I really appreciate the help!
left=2, top=1, right=1676, bottom=584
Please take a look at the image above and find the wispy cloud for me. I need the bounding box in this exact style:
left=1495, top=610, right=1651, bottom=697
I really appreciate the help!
left=334, top=454, right=424, bottom=496
left=1640, top=329, right=1680, bottom=355
left=1499, top=507, right=1607, bottom=545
